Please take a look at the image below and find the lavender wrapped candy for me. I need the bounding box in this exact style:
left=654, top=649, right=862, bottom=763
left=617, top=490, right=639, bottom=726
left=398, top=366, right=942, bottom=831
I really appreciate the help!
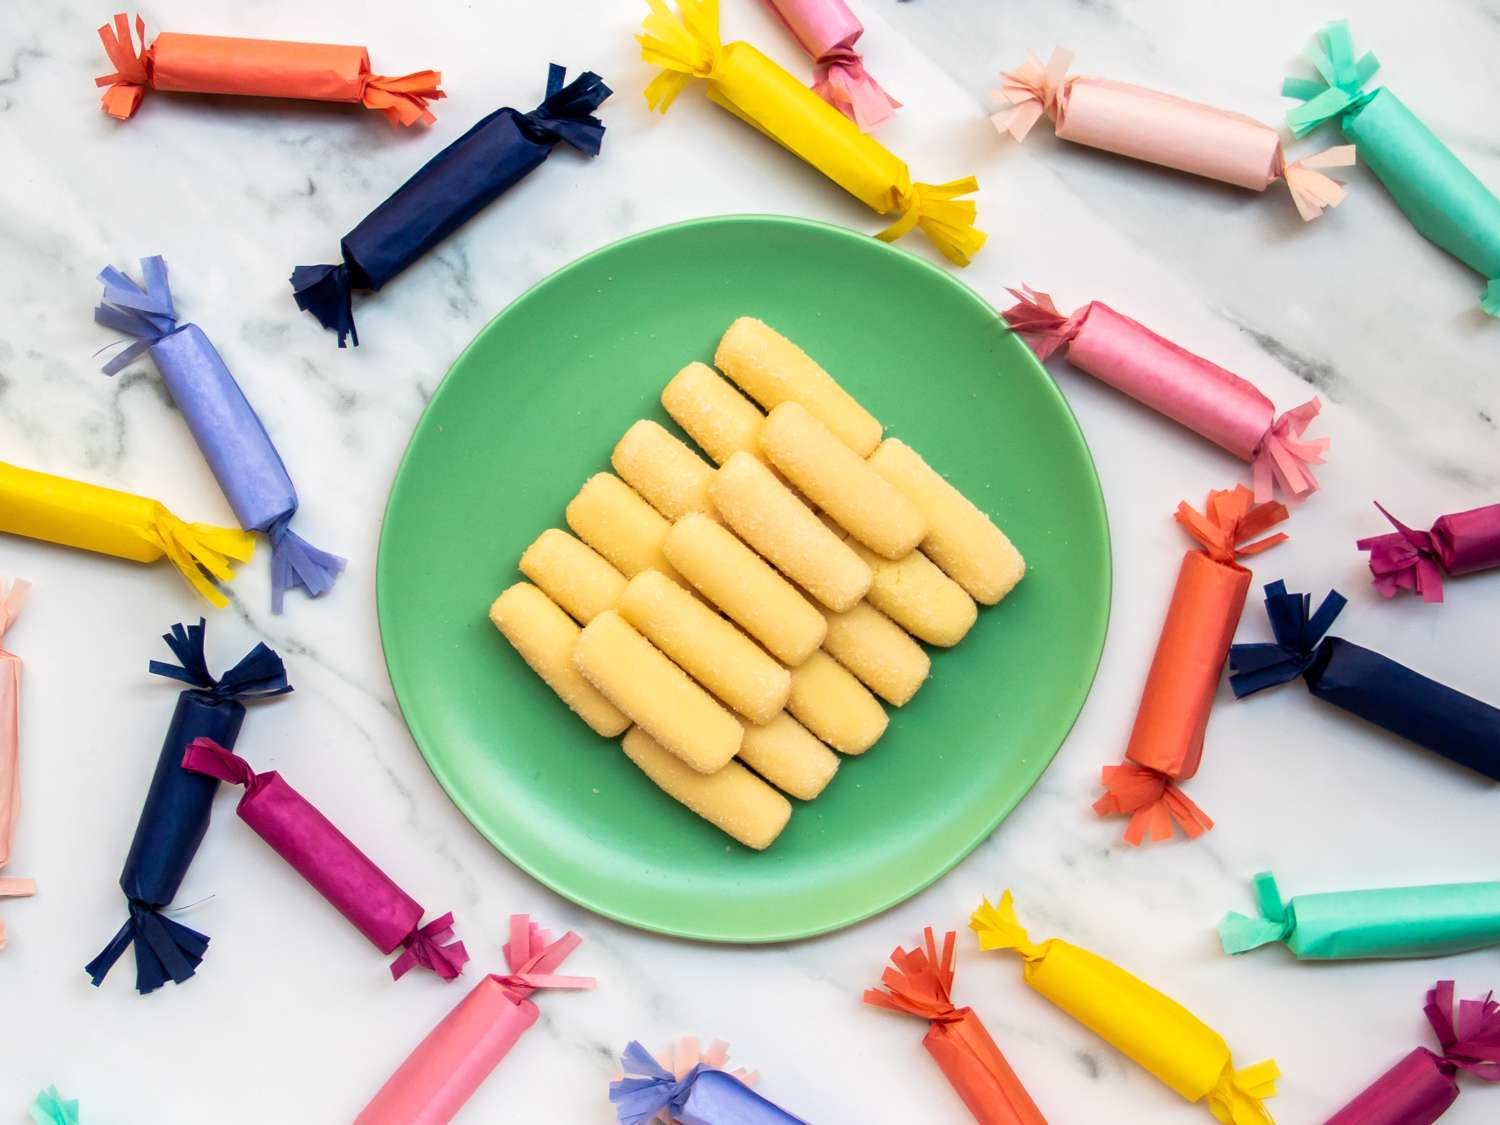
left=611, top=1041, right=809, bottom=1125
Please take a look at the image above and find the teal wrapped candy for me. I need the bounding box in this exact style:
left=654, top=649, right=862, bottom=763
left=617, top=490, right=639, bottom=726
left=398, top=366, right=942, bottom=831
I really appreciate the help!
left=1219, top=871, right=1500, bottom=960
left=1284, top=21, right=1500, bottom=317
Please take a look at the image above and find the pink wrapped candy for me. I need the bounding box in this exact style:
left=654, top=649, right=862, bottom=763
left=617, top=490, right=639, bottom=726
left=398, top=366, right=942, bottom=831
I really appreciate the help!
left=1358, top=501, right=1500, bottom=603
left=181, top=737, right=467, bottom=981
left=0, top=578, right=33, bottom=950
left=762, top=0, right=898, bottom=131
left=1003, top=286, right=1329, bottom=502
left=993, top=48, right=1354, bottom=220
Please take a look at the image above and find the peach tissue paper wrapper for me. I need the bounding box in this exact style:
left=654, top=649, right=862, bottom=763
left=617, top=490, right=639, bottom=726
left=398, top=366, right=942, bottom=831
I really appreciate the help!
left=1003, top=287, right=1328, bottom=503
left=638, top=0, right=983, bottom=266
left=1094, top=486, right=1288, bottom=846
left=612, top=1038, right=808, bottom=1124
left=181, top=738, right=467, bottom=982
left=0, top=578, right=34, bottom=949
left=1357, top=501, right=1500, bottom=604
left=970, top=891, right=1278, bottom=1125
left=356, top=915, right=593, bottom=1125
left=95, top=12, right=442, bottom=125
left=29, top=1087, right=79, bottom=1125
left=761, top=0, right=899, bottom=132
left=992, top=48, right=1353, bottom=220
left=865, top=927, right=1048, bottom=1125
left=1324, top=981, right=1500, bottom=1125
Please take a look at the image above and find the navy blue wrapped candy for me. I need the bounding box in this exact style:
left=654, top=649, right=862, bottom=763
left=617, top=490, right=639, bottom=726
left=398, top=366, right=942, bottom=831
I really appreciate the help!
left=86, top=620, right=291, bottom=993
left=291, top=63, right=610, bottom=347
left=1229, top=580, right=1500, bottom=780
left=611, top=1042, right=809, bottom=1125
left=97, top=258, right=345, bottom=613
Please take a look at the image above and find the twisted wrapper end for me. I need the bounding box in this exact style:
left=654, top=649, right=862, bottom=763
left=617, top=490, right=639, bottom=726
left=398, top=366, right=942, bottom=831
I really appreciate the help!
left=0, top=576, right=29, bottom=645
left=879, top=178, right=985, bottom=266
left=1357, top=502, right=1445, bottom=602
left=95, top=256, right=178, bottom=375
left=290, top=263, right=358, bottom=348
left=1251, top=398, right=1327, bottom=503
left=1207, top=1059, right=1281, bottom=1125
left=520, top=64, right=612, bottom=156
left=1094, top=762, right=1214, bottom=845
left=639, top=0, right=720, bottom=113
left=29, top=1086, right=80, bottom=1125
left=989, top=48, right=1071, bottom=141
left=148, top=515, right=256, bottom=607
left=391, top=911, right=470, bottom=981
left=362, top=70, right=444, bottom=127
left=1175, top=485, right=1290, bottom=565
left=968, top=890, right=1050, bottom=961
left=1217, top=871, right=1295, bottom=954
left=149, top=620, right=292, bottom=702
left=85, top=898, right=209, bottom=993
left=180, top=736, right=259, bottom=788
left=1279, top=145, right=1356, bottom=221
left=1425, top=980, right=1500, bottom=1080
left=96, top=12, right=149, bottom=120
left=492, top=913, right=595, bottom=1000
left=1228, top=580, right=1347, bottom=697
left=1282, top=21, right=1381, bottom=138
left=864, top=927, right=964, bottom=1023
left=813, top=47, right=899, bottom=132
left=1483, top=279, right=1500, bottom=319
left=1000, top=286, right=1085, bottom=361
left=267, top=517, right=345, bottom=614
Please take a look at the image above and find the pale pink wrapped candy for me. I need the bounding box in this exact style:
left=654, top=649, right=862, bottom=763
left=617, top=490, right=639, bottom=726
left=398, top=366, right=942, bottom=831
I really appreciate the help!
left=992, top=48, right=1354, bottom=220
left=1004, top=287, right=1328, bottom=502
left=356, top=914, right=594, bottom=1125
left=0, top=579, right=34, bottom=949
left=763, top=0, right=899, bottom=132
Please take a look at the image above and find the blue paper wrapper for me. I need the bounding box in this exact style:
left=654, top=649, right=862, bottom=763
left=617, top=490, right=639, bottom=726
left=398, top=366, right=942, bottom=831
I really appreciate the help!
left=1229, top=580, right=1500, bottom=781
left=85, top=621, right=291, bottom=993
left=611, top=1042, right=809, bottom=1125
left=96, top=258, right=344, bottom=613
left=291, top=63, right=610, bottom=347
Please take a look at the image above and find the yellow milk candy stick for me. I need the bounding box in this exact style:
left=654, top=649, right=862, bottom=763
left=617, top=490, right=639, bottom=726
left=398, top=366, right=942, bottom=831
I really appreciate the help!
left=660, top=362, right=765, bottom=466
left=715, top=318, right=883, bottom=456
left=488, top=584, right=630, bottom=737
left=709, top=453, right=871, bottom=612
left=574, top=610, right=742, bottom=773
left=611, top=419, right=717, bottom=521
left=970, top=891, right=1279, bottom=1125
left=737, top=713, right=840, bottom=800
left=760, top=402, right=926, bottom=560
left=821, top=602, right=930, bottom=707
left=787, top=650, right=888, bottom=755
left=868, top=439, right=1025, bottom=605
left=0, top=461, right=254, bottom=607
left=850, top=540, right=977, bottom=647
left=565, top=473, right=685, bottom=585
left=518, top=528, right=627, bottom=625
left=622, top=727, right=791, bottom=850
left=617, top=569, right=790, bottom=724
left=663, top=514, right=826, bottom=667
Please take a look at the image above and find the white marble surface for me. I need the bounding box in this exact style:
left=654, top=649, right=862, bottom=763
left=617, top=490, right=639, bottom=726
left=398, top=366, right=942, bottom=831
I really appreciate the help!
left=3, top=0, right=1499, bottom=1120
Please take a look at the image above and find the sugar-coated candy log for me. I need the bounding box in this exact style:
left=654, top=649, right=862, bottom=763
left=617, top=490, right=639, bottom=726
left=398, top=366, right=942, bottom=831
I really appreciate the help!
left=738, top=713, right=840, bottom=800
left=575, top=612, right=742, bottom=773
left=716, top=318, right=882, bottom=456
left=519, top=528, right=626, bottom=625
left=663, top=515, right=826, bottom=666
left=868, top=439, right=1025, bottom=605
left=710, top=453, right=872, bottom=612
left=488, top=584, right=629, bottom=737
left=661, top=362, right=766, bottom=466
left=621, top=728, right=790, bottom=850
left=612, top=420, right=717, bottom=520
left=759, top=403, right=925, bottom=559
left=618, top=570, right=790, bottom=724
left=788, top=651, right=888, bottom=755
left=566, top=474, right=681, bottom=583
left=848, top=540, right=976, bottom=647
left=821, top=601, right=930, bottom=707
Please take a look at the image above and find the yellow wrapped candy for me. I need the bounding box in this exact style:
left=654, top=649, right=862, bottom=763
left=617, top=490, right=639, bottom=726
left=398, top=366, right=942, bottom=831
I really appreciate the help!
left=0, top=462, right=254, bottom=607
left=639, top=0, right=985, bottom=265
left=970, top=891, right=1279, bottom=1124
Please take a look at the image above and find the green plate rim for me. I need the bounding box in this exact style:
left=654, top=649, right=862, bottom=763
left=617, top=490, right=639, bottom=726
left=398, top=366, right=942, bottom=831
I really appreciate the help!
left=376, top=213, right=1112, bottom=942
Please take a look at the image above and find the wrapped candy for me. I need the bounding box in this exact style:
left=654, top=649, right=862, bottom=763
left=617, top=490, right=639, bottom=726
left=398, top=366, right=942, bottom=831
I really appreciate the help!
left=1094, top=487, right=1288, bottom=845
left=865, top=927, right=1047, bottom=1125
left=612, top=1039, right=809, bottom=1124
left=1283, top=22, right=1500, bottom=317
left=993, top=48, right=1354, bottom=221
left=356, top=915, right=593, bottom=1124
left=95, top=13, right=441, bottom=125
left=292, top=63, right=609, bottom=347
left=761, top=0, right=899, bottom=131
left=1357, top=501, right=1500, bottom=604
left=86, top=621, right=290, bottom=993
left=970, top=891, right=1278, bottom=1125
left=0, top=578, right=33, bottom=949
left=1003, top=287, right=1328, bottom=502
left=98, top=257, right=344, bottom=613
left=1230, top=581, right=1500, bottom=781
left=1325, top=981, right=1500, bottom=1124
left=181, top=737, right=467, bottom=980
left=639, top=0, right=983, bottom=265
left=0, top=462, right=254, bottom=607
left=29, top=1087, right=80, bottom=1125
left=1219, top=871, right=1500, bottom=961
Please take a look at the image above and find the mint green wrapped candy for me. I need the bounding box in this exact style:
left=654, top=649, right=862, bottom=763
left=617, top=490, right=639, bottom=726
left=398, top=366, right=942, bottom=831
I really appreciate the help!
left=1284, top=20, right=1500, bottom=317
left=1219, top=871, right=1500, bottom=960
left=30, top=1087, right=80, bottom=1125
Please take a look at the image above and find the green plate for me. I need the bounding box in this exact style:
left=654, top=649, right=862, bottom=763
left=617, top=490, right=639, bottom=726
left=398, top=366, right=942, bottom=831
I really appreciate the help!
left=377, top=215, right=1110, bottom=942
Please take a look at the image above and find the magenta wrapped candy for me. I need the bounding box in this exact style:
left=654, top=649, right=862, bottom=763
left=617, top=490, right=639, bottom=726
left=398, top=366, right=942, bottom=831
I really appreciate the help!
left=1357, top=501, right=1500, bottom=603
left=1326, top=981, right=1500, bottom=1125
left=182, top=737, right=467, bottom=980
left=762, top=0, right=898, bottom=131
